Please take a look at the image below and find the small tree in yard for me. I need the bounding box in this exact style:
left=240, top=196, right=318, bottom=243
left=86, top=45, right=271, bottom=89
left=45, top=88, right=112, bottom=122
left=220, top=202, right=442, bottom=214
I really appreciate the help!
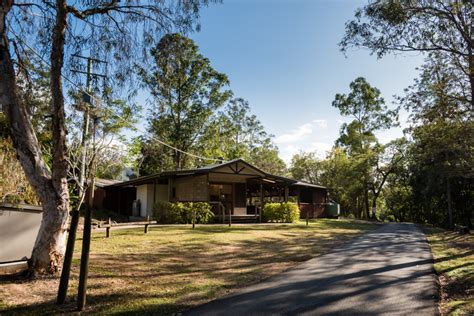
left=0, top=1, right=211, bottom=275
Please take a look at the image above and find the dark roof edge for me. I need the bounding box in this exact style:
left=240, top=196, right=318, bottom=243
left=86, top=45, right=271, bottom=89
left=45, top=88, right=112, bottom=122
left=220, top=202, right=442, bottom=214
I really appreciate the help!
left=106, top=158, right=326, bottom=189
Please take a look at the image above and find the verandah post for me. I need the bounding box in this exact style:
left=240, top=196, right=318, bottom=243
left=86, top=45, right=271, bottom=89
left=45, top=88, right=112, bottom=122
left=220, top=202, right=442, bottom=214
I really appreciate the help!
left=106, top=218, right=111, bottom=238
left=222, top=203, right=225, bottom=224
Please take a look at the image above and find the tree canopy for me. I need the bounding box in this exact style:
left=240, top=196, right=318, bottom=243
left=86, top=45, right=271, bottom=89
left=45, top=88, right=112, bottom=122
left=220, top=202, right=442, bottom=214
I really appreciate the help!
left=1, top=0, right=212, bottom=274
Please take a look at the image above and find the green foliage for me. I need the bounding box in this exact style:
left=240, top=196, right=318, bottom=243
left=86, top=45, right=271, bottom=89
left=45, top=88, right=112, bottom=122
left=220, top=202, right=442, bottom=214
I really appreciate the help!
left=394, top=53, right=473, bottom=228
left=290, top=152, right=323, bottom=184
left=137, top=40, right=286, bottom=175
left=138, top=33, right=232, bottom=171
left=247, top=145, right=287, bottom=176
left=263, top=202, right=300, bottom=223
left=339, top=1, right=473, bottom=229
left=198, top=98, right=287, bottom=175
left=153, top=201, right=214, bottom=224
left=0, top=138, right=39, bottom=205
left=340, top=1, right=470, bottom=60
left=329, top=77, right=399, bottom=219
left=153, top=202, right=180, bottom=224
left=332, top=77, right=398, bottom=160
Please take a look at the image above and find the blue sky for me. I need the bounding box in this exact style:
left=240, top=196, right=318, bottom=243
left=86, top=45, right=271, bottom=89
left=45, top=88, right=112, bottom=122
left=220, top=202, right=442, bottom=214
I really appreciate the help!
left=181, top=0, right=424, bottom=163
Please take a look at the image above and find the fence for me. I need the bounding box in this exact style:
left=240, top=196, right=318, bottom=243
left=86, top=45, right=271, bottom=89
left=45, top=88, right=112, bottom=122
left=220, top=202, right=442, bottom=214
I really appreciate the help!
left=0, top=203, right=42, bottom=265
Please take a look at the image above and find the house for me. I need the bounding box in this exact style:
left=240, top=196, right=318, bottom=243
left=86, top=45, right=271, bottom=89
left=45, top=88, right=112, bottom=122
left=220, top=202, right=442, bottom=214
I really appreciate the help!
left=102, top=159, right=331, bottom=221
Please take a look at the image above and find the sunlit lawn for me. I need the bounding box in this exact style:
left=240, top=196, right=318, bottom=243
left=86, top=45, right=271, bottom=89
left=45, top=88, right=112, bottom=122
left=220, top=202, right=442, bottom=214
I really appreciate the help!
left=422, top=226, right=474, bottom=316
left=1, top=219, right=376, bottom=315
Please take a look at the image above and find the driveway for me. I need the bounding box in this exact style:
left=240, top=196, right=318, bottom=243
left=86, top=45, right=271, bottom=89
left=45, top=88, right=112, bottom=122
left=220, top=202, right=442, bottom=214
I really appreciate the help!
left=185, top=223, right=438, bottom=315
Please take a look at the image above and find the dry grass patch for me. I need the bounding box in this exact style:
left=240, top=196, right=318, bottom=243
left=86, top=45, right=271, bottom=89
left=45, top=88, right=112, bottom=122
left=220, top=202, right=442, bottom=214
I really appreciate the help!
left=1, top=219, right=375, bottom=315
left=422, top=226, right=474, bottom=315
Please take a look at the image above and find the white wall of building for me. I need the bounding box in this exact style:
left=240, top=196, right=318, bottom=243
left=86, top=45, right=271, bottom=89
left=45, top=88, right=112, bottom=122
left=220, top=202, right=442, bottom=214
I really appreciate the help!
left=136, top=184, right=169, bottom=217
left=136, top=185, right=149, bottom=217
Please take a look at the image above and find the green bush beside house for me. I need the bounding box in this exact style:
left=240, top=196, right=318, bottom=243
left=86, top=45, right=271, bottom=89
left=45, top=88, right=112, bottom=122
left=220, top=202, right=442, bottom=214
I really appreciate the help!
left=263, top=202, right=300, bottom=223
left=153, top=201, right=214, bottom=224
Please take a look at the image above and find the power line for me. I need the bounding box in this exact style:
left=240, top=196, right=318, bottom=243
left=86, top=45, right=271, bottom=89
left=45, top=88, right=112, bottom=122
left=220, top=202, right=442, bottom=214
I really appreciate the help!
left=8, top=29, right=226, bottom=164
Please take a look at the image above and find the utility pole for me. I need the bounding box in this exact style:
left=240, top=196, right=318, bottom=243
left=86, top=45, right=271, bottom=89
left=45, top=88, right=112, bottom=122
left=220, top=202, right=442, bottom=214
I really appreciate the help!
left=74, top=54, right=106, bottom=312
left=57, top=54, right=106, bottom=308
left=78, top=57, right=92, bottom=204
left=72, top=54, right=107, bottom=208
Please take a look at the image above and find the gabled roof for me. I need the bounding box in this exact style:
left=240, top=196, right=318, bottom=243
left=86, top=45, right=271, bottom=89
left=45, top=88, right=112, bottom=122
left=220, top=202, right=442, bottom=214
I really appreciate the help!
left=160, top=158, right=267, bottom=177
left=107, top=158, right=326, bottom=190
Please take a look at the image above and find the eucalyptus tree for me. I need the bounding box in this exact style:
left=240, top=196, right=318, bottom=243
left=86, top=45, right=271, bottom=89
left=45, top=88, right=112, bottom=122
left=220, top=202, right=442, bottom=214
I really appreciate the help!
left=221, top=98, right=272, bottom=159
left=248, top=144, right=287, bottom=176
left=368, top=138, right=406, bottom=217
left=199, top=98, right=276, bottom=161
left=341, top=1, right=473, bottom=227
left=289, top=152, right=323, bottom=184
left=332, top=77, right=398, bottom=218
left=319, top=147, right=359, bottom=217
left=340, top=0, right=473, bottom=114
left=138, top=33, right=232, bottom=170
left=401, top=54, right=473, bottom=228
left=0, top=0, right=211, bottom=274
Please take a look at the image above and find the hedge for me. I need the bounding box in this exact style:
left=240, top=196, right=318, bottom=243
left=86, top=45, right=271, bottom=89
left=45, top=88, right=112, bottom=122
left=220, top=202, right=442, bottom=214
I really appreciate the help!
left=153, top=201, right=214, bottom=224
left=263, top=202, right=300, bottom=223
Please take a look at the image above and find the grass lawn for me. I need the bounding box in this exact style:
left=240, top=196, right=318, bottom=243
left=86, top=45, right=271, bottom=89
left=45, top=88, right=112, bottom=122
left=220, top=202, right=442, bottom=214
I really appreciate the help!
left=1, top=219, right=375, bottom=315
left=422, top=226, right=474, bottom=315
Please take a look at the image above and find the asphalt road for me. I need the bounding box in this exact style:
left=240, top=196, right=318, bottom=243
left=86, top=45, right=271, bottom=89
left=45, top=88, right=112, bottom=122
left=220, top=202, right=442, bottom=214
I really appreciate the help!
left=185, top=223, right=438, bottom=316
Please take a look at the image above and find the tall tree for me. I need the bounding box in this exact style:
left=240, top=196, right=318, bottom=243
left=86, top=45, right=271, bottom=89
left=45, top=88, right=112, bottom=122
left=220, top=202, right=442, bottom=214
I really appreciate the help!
left=319, top=147, right=360, bottom=217
left=368, top=138, right=406, bottom=217
left=340, top=0, right=473, bottom=113
left=0, top=1, right=209, bottom=274
left=199, top=98, right=279, bottom=163
left=248, top=144, right=287, bottom=176
left=289, top=152, right=323, bottom=184
left=332, top=77, right=398, bottom=218
left=138, top=33, right=232, bottom=170
left=401, top=54, right=473, bottom=228
left=341, top=1, right=473, bottom=228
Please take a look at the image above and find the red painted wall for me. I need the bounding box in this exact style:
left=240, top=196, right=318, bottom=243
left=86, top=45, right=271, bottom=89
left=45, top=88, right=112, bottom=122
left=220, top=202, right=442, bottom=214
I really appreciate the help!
left=298, top=187, right=327, bottom=219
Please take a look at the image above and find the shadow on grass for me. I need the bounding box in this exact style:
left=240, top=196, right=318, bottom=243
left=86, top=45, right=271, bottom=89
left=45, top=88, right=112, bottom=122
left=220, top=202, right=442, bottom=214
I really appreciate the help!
left=1, top=220, right=376, bottom=315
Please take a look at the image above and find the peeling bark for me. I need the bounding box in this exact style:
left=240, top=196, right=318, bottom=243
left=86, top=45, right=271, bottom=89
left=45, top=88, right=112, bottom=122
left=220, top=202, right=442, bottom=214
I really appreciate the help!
left=0, top=0, right=70, bottom=275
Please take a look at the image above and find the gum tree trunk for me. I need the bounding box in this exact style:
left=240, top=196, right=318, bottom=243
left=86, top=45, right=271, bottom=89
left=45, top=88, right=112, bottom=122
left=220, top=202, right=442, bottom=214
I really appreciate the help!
left=0, top=0, right=70, bottom=275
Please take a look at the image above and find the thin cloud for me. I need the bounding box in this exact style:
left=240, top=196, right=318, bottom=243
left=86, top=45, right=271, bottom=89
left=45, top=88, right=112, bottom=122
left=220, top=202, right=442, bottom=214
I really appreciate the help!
left=312, top=119, right=327, bottom=129
left=309, top=142, right=332, bottom=159
left=275, top=123, right=312, bottom=144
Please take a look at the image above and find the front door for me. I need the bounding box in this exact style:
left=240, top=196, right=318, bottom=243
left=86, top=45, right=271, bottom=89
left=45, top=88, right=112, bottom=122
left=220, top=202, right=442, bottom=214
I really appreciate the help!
left=234, top=183, right=247, bottom=215
left=209, top=184, right=233, bottom=215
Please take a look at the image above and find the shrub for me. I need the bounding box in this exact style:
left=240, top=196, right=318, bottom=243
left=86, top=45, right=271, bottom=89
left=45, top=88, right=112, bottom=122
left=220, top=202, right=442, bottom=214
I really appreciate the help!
left=153, top=201, right=214, bottom=224
left=263, top=202, right=300, bottom=223
left=0, top=138, right=39, bottom=205
left=153, top=201, right=179, bottom=224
